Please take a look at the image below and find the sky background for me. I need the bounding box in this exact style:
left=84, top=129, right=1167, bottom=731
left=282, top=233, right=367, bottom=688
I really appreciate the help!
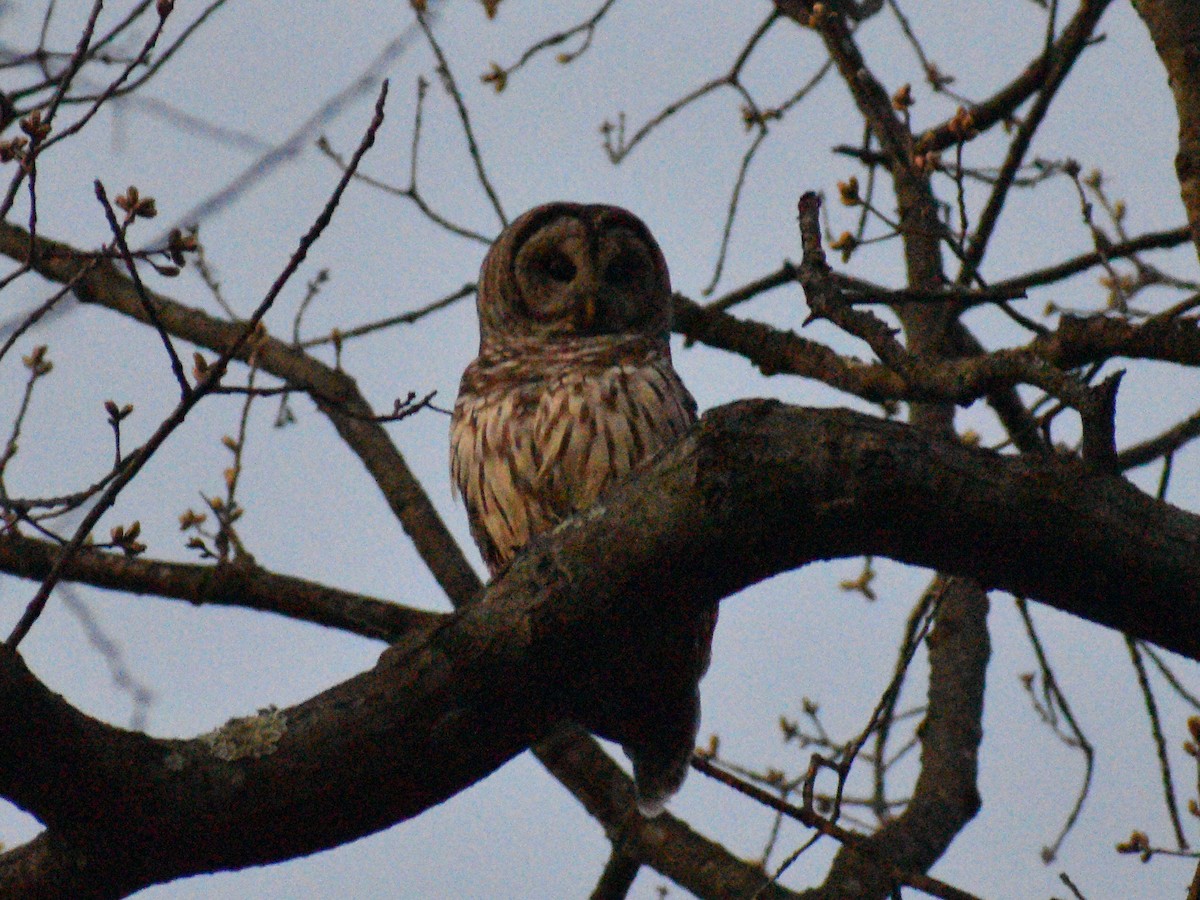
left=2, top=1, right=1200, bottom=897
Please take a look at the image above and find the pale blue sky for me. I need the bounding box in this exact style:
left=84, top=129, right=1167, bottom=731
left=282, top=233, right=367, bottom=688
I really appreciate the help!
left=2, top=2, right=1197, bottom=897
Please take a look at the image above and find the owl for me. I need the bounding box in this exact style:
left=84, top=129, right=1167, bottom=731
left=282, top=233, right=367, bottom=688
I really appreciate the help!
left=450, top=202, right=710, bottom=815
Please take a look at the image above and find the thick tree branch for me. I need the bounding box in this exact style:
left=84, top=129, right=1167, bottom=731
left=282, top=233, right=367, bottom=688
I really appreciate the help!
left=6, top=221, right=1197, bottom=459
left=2, top=401, right=1198, bottom=895
left=0, top=219, right=782, bottom=898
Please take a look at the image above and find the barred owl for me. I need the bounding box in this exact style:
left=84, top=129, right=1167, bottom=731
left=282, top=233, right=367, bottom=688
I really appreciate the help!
left=450, top=202, right=711, bottom=815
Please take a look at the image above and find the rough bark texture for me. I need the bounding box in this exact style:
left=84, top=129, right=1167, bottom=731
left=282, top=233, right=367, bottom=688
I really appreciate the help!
left=1135, top=0, right=1200, bottom=262
left=3, top=400, right=1199, bottom=896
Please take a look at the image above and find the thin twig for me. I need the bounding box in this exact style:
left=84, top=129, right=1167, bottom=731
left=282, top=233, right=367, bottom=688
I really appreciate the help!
left=4, top=81, right=391, bottom=650
left=871, top=591, right=937, bottom=820
left=299, top=284, right=475, bottom=348
left=489, top=0, right=621, bottom=87
left=1016, top=598, right=1094, bottom=862
left=990, top=225, right=1190, bottom=295
left=1059, top=872, right=1087, bottom=900
left=94, top=181, right=190, bottom=398
left=59, top=583, right=154, bottom=730
left=702, top=129, right=766, bottom=295
left=956, top=0, right=1112, bottom=286
left=415, top=8, right=506, bottom=227
left=1126, top=636, right=1189, bottom=850
left=1141, top=644, right=1200, bottom=713
left=0, top=258, right=100, bottom=367
left=601, top=10, right=785, bottom=164
left=692, top=757, right=983, bottom=900
left=52, top=0, right=231, bottom=111
left=39, top=3, right=174, bottom=152
left=0, top=0, right=105, bottom=224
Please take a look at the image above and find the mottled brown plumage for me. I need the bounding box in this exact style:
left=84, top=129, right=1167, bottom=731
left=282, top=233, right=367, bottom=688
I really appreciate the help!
left=450, top=203, right=709, bottom=814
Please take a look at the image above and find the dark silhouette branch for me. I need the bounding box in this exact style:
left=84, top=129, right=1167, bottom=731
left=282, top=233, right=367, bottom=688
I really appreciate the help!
left=0, top=214, right=789, bottom=897
left=3, top=400, right=1200, bottom=895
left=0, top=532, right=442, bottom=642
left=988, top=224, right=1192, bottom=295
left=956, top=0, right=1114, bottom=285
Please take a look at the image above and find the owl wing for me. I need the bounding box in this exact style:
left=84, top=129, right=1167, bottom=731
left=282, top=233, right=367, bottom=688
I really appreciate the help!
left=450, top=366, right=557, bottom=576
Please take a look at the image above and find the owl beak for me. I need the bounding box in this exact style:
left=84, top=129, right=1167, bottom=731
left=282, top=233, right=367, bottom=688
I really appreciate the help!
left=579, top=294, right=598, bottom=330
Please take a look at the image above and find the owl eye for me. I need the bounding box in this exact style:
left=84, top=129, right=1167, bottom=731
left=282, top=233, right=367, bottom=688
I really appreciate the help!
left=604, top=254, right=642, bottom=287
left=540, top=252, right=577, bottom=283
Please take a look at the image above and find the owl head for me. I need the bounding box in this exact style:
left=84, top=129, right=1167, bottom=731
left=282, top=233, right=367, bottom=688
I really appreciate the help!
left=476, top=203, right=673, bottom=346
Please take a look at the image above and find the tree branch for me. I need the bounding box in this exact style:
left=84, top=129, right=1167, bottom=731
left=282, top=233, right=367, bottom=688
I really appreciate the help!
left=2, top=400, right=1198, bottom=895
left=0, top=218, right=784, bottom=899
left=0, top=533, right=442, bottom=642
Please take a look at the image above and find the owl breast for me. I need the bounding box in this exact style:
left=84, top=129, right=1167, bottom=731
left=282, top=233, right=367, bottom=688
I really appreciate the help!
left=450, top=336, right=696, bottom=575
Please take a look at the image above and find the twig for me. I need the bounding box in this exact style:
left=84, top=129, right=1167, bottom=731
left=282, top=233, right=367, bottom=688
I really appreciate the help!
left=488, top=0, right=621, bottom=87
left=0, top=258, right=100, bottom=367
left=156, top=18, right=422, bottom=240
left=692, top=757, right=983, bottom=900
left=299, top=284, right=475, bottom=348
left=39, top=2, right=174, bottom=152
left=315, top=95, right=490, bottom=244
left=602, top=10, right=783, bottom=164
left=0, top=349, right=51, bottom=496
left=94, top=180, right=191, bottom=398
left=990, top=225, right=1191, bottom=296
left=59, top=583, right=153, bottom=730
left=1141, top=644, right=1200, bottom=713
left=1126, top=636, right=1189, bottom=850
left=702, top=129, right=767, bottom=294
left=955, top=0, right=1112, bottom=286
left=415, top=8, right=506, bottom=227
left=1059, top=872, right=1088, bottom=900
left=871, top=591, right=937, bottom=820
left=51, top=0, right=231, bottom=111
left=705, top=262, right=797, bottom=312
left=4, top=80, right=390, bottom=650
left=1015, top=598, right=1094, bottom=862
left=0, top=0, right=104, bottom=224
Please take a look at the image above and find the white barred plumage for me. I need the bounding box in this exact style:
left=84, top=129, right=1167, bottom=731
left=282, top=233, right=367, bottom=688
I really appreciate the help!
left=452, top=336, right=694, bottom=573
left=450, top=203, right=709, bottom=815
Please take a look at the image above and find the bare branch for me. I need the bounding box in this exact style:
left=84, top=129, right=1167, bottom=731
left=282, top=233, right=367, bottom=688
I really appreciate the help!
left=415, top=8, right=507, bottom=227
left=691, top=757, right=983, bottom=900
left=4, top=80, right=391, bottom=649
left=0, top=531, right=443, bottom=642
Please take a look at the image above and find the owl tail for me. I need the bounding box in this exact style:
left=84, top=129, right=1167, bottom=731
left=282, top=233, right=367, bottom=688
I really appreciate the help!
left=625, top=603, right=717, bottom=816
left=626, top=684, right=702, bottom=818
